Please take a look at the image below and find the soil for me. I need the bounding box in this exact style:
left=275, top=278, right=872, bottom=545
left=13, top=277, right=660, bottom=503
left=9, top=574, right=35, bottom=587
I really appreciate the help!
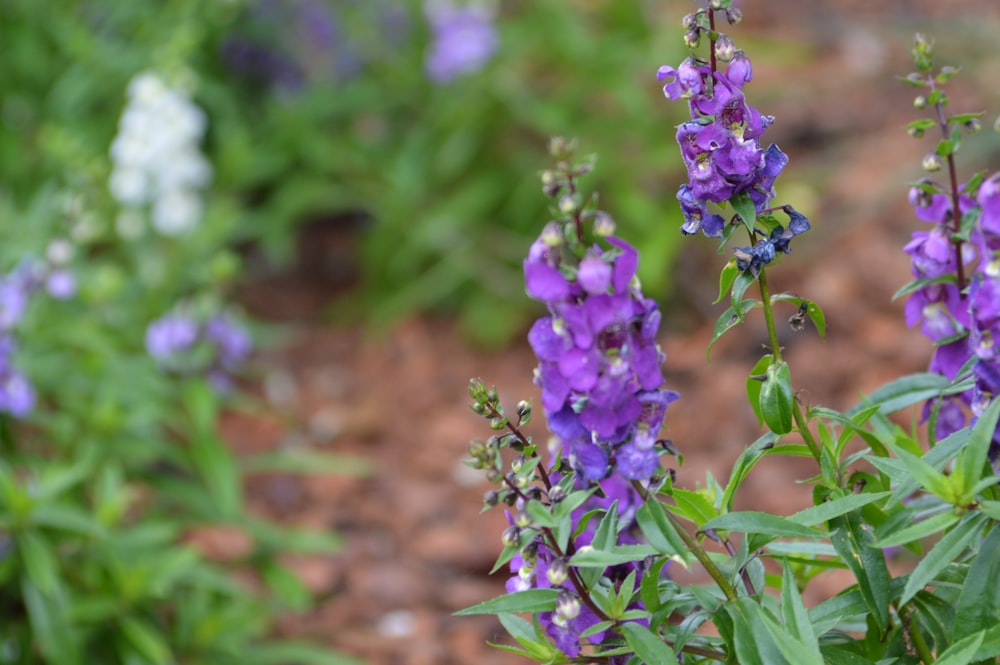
left=220, top=5, right=1000, bottom=665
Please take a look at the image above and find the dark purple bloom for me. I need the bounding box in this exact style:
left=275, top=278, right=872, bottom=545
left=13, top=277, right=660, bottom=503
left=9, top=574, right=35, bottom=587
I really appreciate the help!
left=733, top=238, right=776, bottom=276
left=424, top=1, right=498, bottom=84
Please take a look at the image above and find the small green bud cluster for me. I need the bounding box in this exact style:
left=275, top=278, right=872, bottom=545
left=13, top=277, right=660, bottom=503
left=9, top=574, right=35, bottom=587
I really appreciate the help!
left=901, top=34, right=983, bottom=172
left=680, top=3, right=741, bottom=55
left=537, top=139, right=617, bottom=249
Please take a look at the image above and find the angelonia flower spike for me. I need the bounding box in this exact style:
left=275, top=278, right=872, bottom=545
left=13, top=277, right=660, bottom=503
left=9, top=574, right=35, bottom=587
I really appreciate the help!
left=462, top=3, right=1000, bottom=664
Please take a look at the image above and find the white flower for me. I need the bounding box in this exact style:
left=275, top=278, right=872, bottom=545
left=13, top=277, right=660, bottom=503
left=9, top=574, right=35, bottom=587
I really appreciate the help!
left=109, top=71, right=212, bottom=236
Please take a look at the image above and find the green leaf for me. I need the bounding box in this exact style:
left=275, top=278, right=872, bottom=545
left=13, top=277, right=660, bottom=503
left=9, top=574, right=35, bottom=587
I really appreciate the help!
left=707, top=300, right=759, bottom=360
left=725, top=598, right=787, bottom=665
left=883, top=440, right=953, bottom=501
left=954, top=397, right=1000, bottom=498
left=729, top=191, right=757, bottom=228
left=120, top=616, right=172, bottom=665
left=934, top=631, right=985, bottom=665
left=23, top=579, right=80, bottom=665
left=745, top=355, right=773, bottom=428
left=702, top=512, right=824, bottom=539
left=953, top=526, right=1000, bottom=641
left=759, top=361, right=794, bottom=435
left=790, top=491, right=891, bottom=528
left=874, top=509, right=959, bottom=548
left=781, top=562, right=821, bottom=657
left=850, top=372, right=952, bottom=416
left=770, top=294, right=826, bottom=337
left=189, top=435, right=243, bottom=519
left=244, top=642, right=366, bottom=665
left=570, top=545, right=658, bottom=568
left=900, top=512, right=987, bottom=606
left=454, top=589, right=559, bottom=616
left=715, top=259, right=739, bottom=304
left=29, top=503, right=104, bottom=537
left=261, top=561, right=312, bottom=612
left=636, top=500, right=689, bottom=562
left=722, top=431, right=779, bottom=511
left=669, top=488, right=720, bottom=527
left=497, top=614, right=563, bottom=661
left=830, top=512, right=890, bottom=633
left=19, top=531, right=59, bottom=596
left=619, top=621, right=676, bottom=665
left=731, top=269, right=756, bottom=307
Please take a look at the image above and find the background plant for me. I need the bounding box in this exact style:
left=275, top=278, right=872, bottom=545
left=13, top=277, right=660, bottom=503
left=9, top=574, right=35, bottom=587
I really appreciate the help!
left=460, top=3, right=1000, bottom=664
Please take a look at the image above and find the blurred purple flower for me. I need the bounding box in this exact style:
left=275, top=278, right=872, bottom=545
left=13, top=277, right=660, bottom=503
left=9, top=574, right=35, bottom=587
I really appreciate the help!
left=424, top=1, right=498, bottom=83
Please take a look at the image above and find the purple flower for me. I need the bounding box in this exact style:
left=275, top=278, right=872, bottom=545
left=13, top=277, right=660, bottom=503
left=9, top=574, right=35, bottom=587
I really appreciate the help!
left=0, top=369, right=35, bottom=418
left=205, top=316, right=252, bottom=370
left=424, top=1, right=498, bottom=83
left=146, top=315, right=199, bottom=362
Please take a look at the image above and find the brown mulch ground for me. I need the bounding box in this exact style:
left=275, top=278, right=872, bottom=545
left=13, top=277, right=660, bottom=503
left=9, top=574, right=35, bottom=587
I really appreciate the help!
left=219, top=5, right=1000, bottom=665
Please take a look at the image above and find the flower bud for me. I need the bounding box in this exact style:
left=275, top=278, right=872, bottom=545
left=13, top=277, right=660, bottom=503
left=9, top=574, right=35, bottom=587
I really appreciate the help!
left=470, top=402, right=485, bottom=414
left=483, top=490, right=500, bottom=507
left=714, top=34, right=736, bottom=63
left=490, top=416, right=508, bottom=430
left=511, top=454, right=526, bottom=473
left=524, top=486, right=543, bottom=501
left=516, top=400, right=532, bottom=420
left=541, top=221, right=563, bottom=247
left=922, top=152, right=943, bottom=172
left=908, top=127, right=925, bottom=139
left=556, top=591, right=581, bottom=623
left=514, top=509, right=532, bottom=529
left=486, top=469, right=500, bottom=483
left=486, top=386, right=499, bottom=403
left=558, top=194, right=578, bottom=216
left=684, top=28, right=701, bottom=49
left=546, top=558, right=570, bottom=586
left=681, top=12, right=698, bottom=29
left=914, top=95, right=927, bottom=109
left=547, top=485, right=567, bottom=503
left=708, top=0, right=725, bottom=9
left=501, top=525, right=520, bottom=548
left=964, top=118, right=982, bottom=134
left=548, top=136, right=575, bottom=160
left=725, top=7, right=742, bottom=24
left=468, top=377, right=486, bottom=400
left=469, top=439, right=487, bottom=459
left=592, top=210, right=616, bottom=237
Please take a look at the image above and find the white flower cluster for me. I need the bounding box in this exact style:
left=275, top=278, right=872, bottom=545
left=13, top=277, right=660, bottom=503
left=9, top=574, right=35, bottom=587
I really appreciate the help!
left=109, top=72, right=212, bottom=236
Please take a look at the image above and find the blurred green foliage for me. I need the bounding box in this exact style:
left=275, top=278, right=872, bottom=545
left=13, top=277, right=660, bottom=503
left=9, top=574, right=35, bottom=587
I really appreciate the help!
left=2, top=0, right=688, bottom=347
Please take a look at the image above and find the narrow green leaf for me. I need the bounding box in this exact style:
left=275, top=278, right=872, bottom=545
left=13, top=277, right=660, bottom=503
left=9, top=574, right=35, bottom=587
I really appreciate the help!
left=707, top=300, right=759, bottom=360
left=955, top=397, right=1000, bottom=497
left=745, top=356, right=772, bottom=428
left=570, top=545, right=658, bottom=568
left=722, top=432, right=778, bottom=511
left=19, top=531, right=59, bottom=596
left=669, top=489, right=720, bottom=527
left=934, top=631, right=985, bottom=665
left=636, top=500, right=689, bottom=562
left=900, top=512, right=987, bottom=605
left=884, top=440, right=953, bottom=501
left=781, top=562, right=820, bottom=653
left=702, top=512, right=824, bottom=539
left=23, top=579, right=80, bottom=665
left=620, top=621, right=676, bottom=665
left=241, top=450, right=370, bottom=476
left=790, top=491, right=891, bottom=528
left=874, top=509, right=959, bottom=548
left=849, top=372, right=952, bottom=416
left=454, top=589, right=559, bottom=616
left=830, top=512, right=890, bottom=633
left=120, top=616, right=172, bottom=665
left=715, top=260, right=739, bottom=305
left=954, top=526, right=1000, bottom=641
left=189, top=435, right=243, bottom=519
left=725, top=598, right=787, bottom=665
left=244, top=642, right=366, bottom=665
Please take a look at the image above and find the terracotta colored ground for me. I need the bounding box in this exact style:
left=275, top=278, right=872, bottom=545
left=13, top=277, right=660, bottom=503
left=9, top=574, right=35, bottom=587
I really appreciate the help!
left=221, top=5, right=1000, bottom=664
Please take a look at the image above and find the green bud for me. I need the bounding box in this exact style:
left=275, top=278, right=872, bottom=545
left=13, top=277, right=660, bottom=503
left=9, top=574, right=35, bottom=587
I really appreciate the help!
left=548, top=136, right=575, bottom=160
left=485, top=469, right=501, bottom=483
left=547, top=559, right=569, bottom=587
left=490, top=416, right=508, bottom=430
left=511, top=454, right=526, bottom=473
left=468, top=439, right=487, bottom=459
left=682, top=12, right=698, bottom=29
left=483, top=490, right=500, bottom=507
left=556, top=591, right=581, bottom=623
left=708, top=0, right=725, bottom=9
left=922, top=152, right=943, bottom=172
left=501, top=526, right=520, bottom=548
left=714, top=33, right=736, bottom=62
left=548, top=485, right=567, bottom=503
left=908, top=127, right=925, bottom=139
left=514, top=510, right=532, bottom=529
left=516, top=400, right=532, bottom=424
left=592, top=210, right=616, bottom=237
left=726, top=7, right=742, bottom=24
left=558, top=194, right=578, bottom=216
left=965, top=118, right=982, bottom=134
left=468, top=378, right=486, bottom=401
left=914, top=95, right=927, bottom=109
left=541, top=221, right=563, bottom=246
left=486, top=386, right=499, bottom=403
left=684, top=28, right=701, bottom=49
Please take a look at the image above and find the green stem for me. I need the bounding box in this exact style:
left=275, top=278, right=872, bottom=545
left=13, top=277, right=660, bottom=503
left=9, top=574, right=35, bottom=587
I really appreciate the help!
left=757, top=266, right=823, bottom=464
left=632, top=481, right=738, bottom=602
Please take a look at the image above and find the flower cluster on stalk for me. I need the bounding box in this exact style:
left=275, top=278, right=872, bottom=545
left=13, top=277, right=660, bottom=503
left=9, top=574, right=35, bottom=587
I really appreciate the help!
left=110, top=72, right=212, bottom=236
left=468, top=139, right=677, bottom=658
left=146, top=308, right=252, bottom=392
left=0, top=247, right=77, bottom=417
left=658, top=5, right=809, bottom=271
